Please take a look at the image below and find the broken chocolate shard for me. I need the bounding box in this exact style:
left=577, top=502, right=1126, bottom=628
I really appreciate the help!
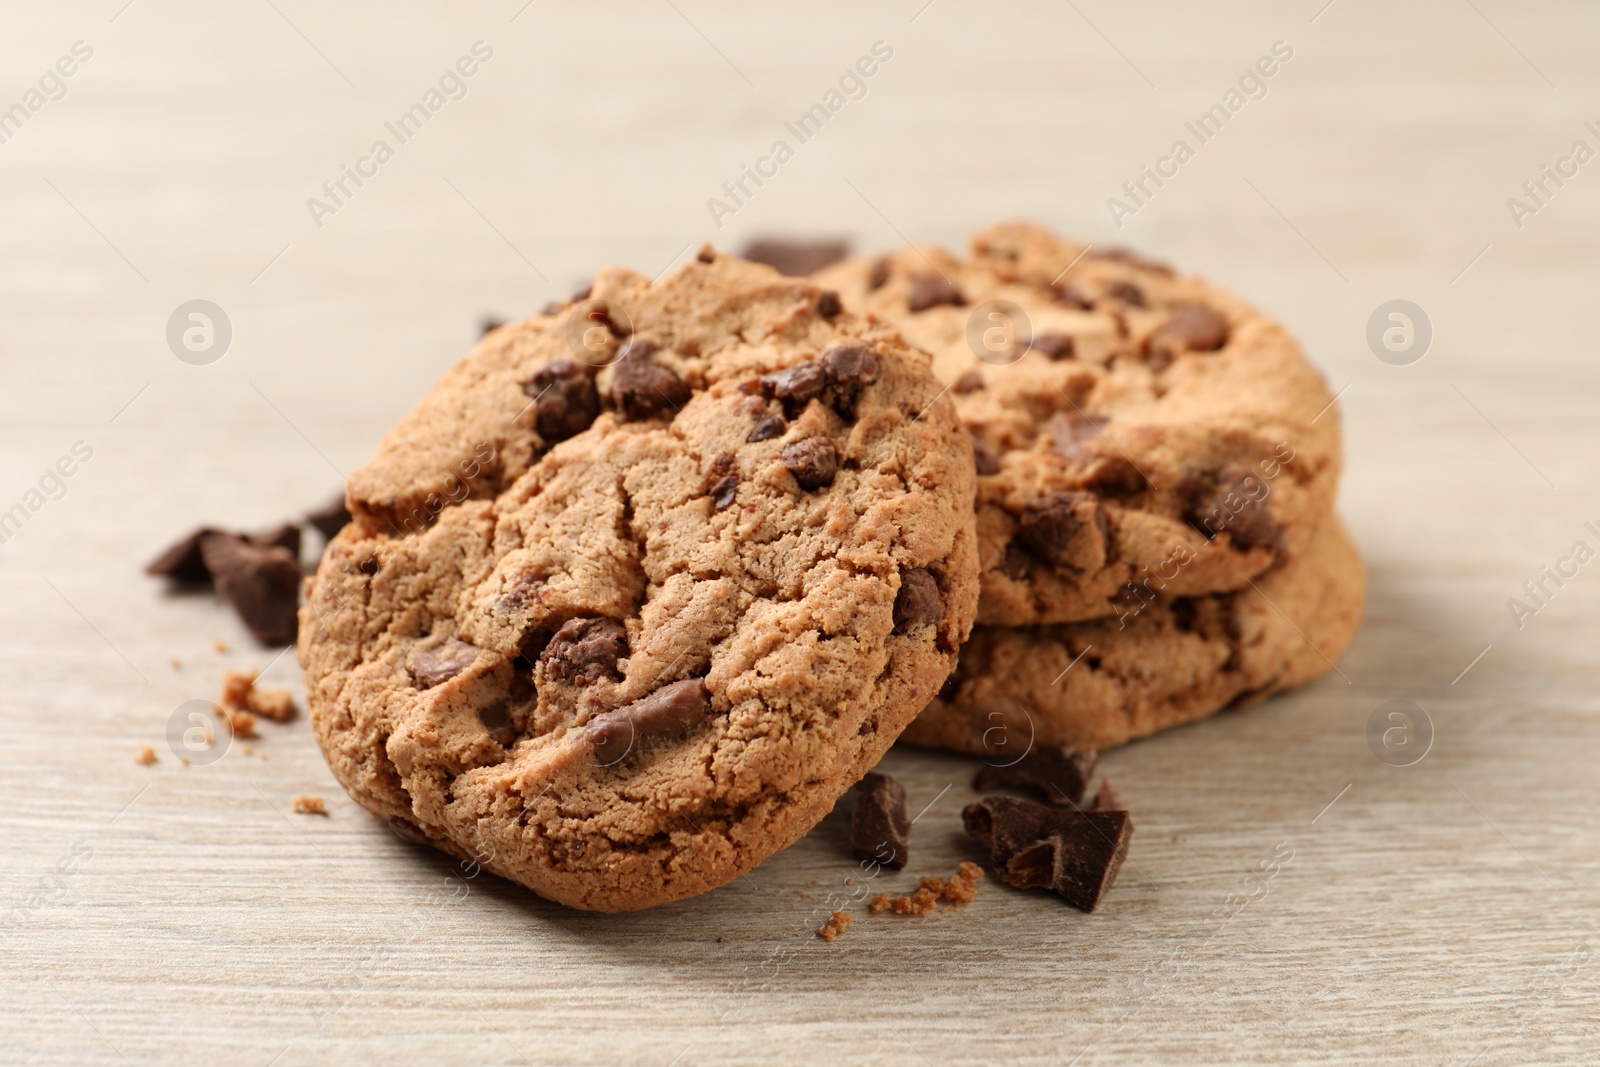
left=782, top=436, right=838, bottom=490
left=739, top=237, right=851, bottom=277
left=145, top=527, right=222, bottom=583
left=851, top=772, right=910, bottom=870
left=408, top=638, right=480, bottom=690
left=582, top=677, right=711, bottom=765
left=198, top=531, right=301, bottom=646
left=973, top=745, right=1098, bottom=806
left=526, top=358, right=601, bottom=442
left=962, top=795, right=1132, bottom=912
left=760, top=360, right=828, bottom=415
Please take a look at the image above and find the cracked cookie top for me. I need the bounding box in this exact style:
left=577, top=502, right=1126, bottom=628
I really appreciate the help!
left=815, top=222, right=1341, bottom=627
left=298, top=249, right=979, bottom=912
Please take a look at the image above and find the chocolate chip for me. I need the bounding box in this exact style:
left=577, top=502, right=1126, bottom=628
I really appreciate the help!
left=478, top=700, right=517, bottom=747
left=541, top=617, right=628, bottom=686
left=249, top=523, right=302, bottom=559
left=906, top=273, right=964, bottom=312
left=1017, top=492, right=1108, bottom=572
left=952, top=371, right=985, bottom=395
left=305, top=494, right=351, bottom=541
left=1055, top=283, right=1094, bottom=310
left=747, top=414, right=786, bottom=443
left=973, top=746, right=1098, bottom=806
left=972, top=438, right=1002, bottom=476
left=611, top=337, right=690, bottom=420
left=146, top=527, right=223, bottom=583
left=583, top=677, right=710, bottom=765
left=999, top=541, right=1033, bottom=579
left=815, top=290, right=842, bottom=318
left=480, top=315, right=506, bottom=336
left=1105, top=281, right=1145, bottom=307
left=782, top=436, right=838, bottom=490
left=526, top=358, right=600, bottom=442
left=893, top=568, right=942, bottom=631
left=1081, top=457, right=1147, bottom=500
left=867, top=257, right=891, bottom=290
left=760, top=360, right=828, bottom=415
left=1146, top=305, right=1230, bottom=369
left=740, top=237, right=851, bottom=277
left=710, top=474, right=739, bottom=511
left=197, top=532, right=300, bottom=646
left=821, top=343, right=880, bottom=386
left=408, top=639, right=479, bottom=689
left=1032, top=332, right=1076, bottom=361
left=357, top=556, right=380, bottom=577
left=851, top=772, right=910, bottom=870
left=1184, top=467, right=1279, bottom=550
left=962, top=795, right=1132, bottom=912
left=696, top=244, right=716, bottom=263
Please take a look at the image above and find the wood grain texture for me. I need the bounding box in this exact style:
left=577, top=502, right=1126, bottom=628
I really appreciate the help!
left=3, top=2, right=1598, bottom=1064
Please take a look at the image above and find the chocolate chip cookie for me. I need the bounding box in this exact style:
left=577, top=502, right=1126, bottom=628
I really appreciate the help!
left=901, top=516, right=1364, bottom=756
left=298, top=249, right=979, bottom=912
left=815, top=222, right=1342, bottom=627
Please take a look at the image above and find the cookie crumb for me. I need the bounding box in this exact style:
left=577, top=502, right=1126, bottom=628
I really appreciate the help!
left=134, top=744, right=157, bottom=765
left=223, top=707, right=257, bottom=739
left=874, top=862, right=984, bottom=917
left=220, top=669, right=298, bottom=723
left=214, top=638, right=229, bottom=653
left=941, top=861, right=984, bottom=905
left=168, top=656, right=182, bottom=671
left=292, top=796, right=327, bottom=816
left=815, top=911, right=852, bottom=941
left=889, top=887, right=939, bottom=915
left=795, top=889, right=814, bottom=900
left=869, top=892, right=891, bottom=915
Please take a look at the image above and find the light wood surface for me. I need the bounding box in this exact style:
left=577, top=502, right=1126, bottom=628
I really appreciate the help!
left=4, top=2, right=1599, bottom=1064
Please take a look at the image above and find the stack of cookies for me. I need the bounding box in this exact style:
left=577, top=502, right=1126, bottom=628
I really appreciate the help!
left=815, top=222, right=1364, bottom=757
left=296, top=223, right=1361, bottom=912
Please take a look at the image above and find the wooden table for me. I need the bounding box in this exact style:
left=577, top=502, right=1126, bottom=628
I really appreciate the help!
left=4, top=2, right=1597, bottom=1063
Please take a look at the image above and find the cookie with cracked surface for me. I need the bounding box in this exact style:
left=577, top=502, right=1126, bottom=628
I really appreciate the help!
left=298, top=249, right=979, bottom=912
left=815, top=221, right=1342, bottom=626
left=903, top=516, right=1364, bottom=756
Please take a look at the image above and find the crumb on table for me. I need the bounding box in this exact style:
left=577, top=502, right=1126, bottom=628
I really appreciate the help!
left=220, top=668, right=297, bottom=723
left=815, top=910, right=852, bottom=941
left=869, top=892, right=891, bottom=915
left=134, top=744, right=157, bottom=765
left=292, top=795, right=327, bottom=816
left=878, top=861, right=985, bottom=916
left=214, top=638, right=229, bottom=653
left=223, top=707, right=257, bottom=738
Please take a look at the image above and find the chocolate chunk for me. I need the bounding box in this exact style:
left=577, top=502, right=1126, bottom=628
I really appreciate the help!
left=250, top=523, right=302, bottom=559
left=1017, top=492, right=1108, bottom=572
left=867, top=256, right=891, bottom=290
left=1031, top=332, right=1076, bottom=361
left=306, top=493, right=351, bottom=541
left=711, top=472, right=739, bottom=511
left=951, top=371, right=985, bottom=395
left=760, top=360, right=828, bottom=415
left=815, top=290, right=842, bottom=318
left=478, top=700, right=517, bottom=747
left=999, top=541, right=1032, bottom=579
left=893, top=568, right=943, bottom=631
left=1105, top=281, right=1145, bottom=307
left=146, top=527, right=223, bottom=583
left=357, top=556, right=380, bottom=577
left=962, top=795, right=1131, bottom=912
left=480, top=315, right=506, bottom=336
left=526, top=358, right=600, bottom=442
left=1091, top=781, right=1123, bottom=812
left=782, top=436, right=838, bottom=490
left=583, top=677, right=710, bottom=765
left=821, top=343, right=880, bottom=387
left=1055, top=282, right=1094, bottom=310
left=1081, top=457, right=1147, bottom=500
left=611, top=337, right=690, bottom=420
left=973, top=745, right=1098, bottom=806
left=1185, top=467, right=1279, bottom=550
left=696, top=244, right=716, bottom=263
left=198, top=532, right=300, bottom=645
left=851, top=772, right=911, bottom=870
left=1147, top=305, right=1230, bottom=369
left=740, top=237, right=851, bottom=277
left=541, top=617, right=628, bottom=686
left=906, top=273, right=964, bottom=312
left=972, top=439, right=1002, bottom=476
left=746, top=414, right=786, bottom=443
left=408, top=638, right=479, bottom=689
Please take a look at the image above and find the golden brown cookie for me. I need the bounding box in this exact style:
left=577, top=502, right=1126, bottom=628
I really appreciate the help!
left=901, top=515, right=1363, bottom=756
left=816, top=222, right=1341, bottom=627
left=299, top=251, right=979, bottom=911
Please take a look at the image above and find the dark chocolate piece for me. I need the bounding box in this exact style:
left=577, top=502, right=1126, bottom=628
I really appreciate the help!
left=973, top=745, right=1098, bottom=806
left=541, top=617, right=628, bottom=686
left=739, top=237, right=850, bottom=277
left=526, top=358, right=601, bottom=442
left=611, top=337, right=690, bottom=419
left=583, top=678, right=711, bottom=765
left=1147, top=304, right=1229, bottom=369
left=409, top=639, right=480, bottom=689
left=782, top=436, right=838, bottom=490
left=962, top=795, right=1131, bottom=912
left=198, top=532, right=301, bottom=645
left=1031, top=332, right=1076, bottom=361
left=306, top=493, right=351, bottom=541
left=893, top=568, right=943, bottom=630
left=746, top=414, right=786, bottom=443
left=851, top=772, right=910, bottom=870
left=761, top=361, right=828, bottom=415
left=1185, top=467, right=1279, bottom=550
left=145, top=527, right=222, bottom=583
left=1017, top=492, right=1107, bottom=572
left=906, top=273, right=964, bottom=312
